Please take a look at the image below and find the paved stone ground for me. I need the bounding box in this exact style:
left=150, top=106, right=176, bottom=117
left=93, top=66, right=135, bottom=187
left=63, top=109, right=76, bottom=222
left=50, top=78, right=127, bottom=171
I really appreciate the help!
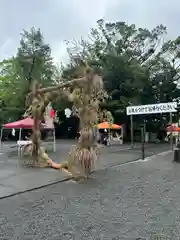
left=0, top=152, right=179, bottom=239
left=0, top=141, right=172, bottom=198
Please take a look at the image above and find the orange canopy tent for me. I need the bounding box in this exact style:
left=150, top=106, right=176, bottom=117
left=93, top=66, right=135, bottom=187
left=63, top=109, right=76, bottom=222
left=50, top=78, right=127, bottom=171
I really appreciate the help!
left=97, top=121, right=121, bottom=129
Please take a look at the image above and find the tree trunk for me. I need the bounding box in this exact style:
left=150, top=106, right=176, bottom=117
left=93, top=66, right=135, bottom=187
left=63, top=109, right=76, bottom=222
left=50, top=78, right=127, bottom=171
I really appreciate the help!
left=31, top=80, right=44, bottom=166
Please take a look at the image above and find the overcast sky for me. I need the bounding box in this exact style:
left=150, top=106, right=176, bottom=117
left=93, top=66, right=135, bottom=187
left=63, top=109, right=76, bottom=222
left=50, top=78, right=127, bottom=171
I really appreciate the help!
left=0, top=0, right=180, bottom=63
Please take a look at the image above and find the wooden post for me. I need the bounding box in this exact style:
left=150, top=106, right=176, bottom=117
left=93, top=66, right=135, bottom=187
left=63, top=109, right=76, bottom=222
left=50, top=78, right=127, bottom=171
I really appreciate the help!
left=130, top=114, right=134, bottom=148
left=141, top=126, right=145, bottom=160
left=170, top=112, right=173, bottom=150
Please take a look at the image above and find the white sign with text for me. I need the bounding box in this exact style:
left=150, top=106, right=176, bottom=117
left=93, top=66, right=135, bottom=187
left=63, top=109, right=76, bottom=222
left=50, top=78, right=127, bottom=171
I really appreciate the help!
left=126, top=102, right=177, bottom=115
left=64, top=108, right=72, bottom=118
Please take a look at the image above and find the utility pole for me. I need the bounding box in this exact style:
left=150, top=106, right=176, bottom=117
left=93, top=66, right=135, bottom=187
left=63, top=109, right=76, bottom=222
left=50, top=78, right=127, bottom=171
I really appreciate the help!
left=176, top=102, right=180, bottom=142
left=140, top=124, right=145, bottom=160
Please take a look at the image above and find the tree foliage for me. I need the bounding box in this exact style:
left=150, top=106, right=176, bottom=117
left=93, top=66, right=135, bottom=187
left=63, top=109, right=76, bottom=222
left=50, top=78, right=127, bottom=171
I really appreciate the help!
left=16, top=27, right=55, bottom=86
left=0, top=28, right=57, bottom=123
left=0, top=58, right=24, bottom=123
left=64, top=19, right=180, bottom=127
left=1, top=20, right=180, bottom=132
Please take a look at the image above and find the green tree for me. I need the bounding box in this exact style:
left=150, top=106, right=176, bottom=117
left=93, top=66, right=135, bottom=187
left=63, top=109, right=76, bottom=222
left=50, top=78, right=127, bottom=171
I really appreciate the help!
left=62, top=19, right=180, bottom=134
left=0, top=28, right=57, bottom=124
left=16, top=27, right=55, bottom=88
left=64, top=20, right=167, bottom=120
left=0, top=58, right=25, bottom=123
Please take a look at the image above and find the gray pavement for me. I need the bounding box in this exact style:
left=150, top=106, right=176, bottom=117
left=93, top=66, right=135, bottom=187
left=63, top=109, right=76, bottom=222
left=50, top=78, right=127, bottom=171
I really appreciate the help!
left=0, top=152, right=179, bottom=239
left=0, top=141, right=172, bottom=198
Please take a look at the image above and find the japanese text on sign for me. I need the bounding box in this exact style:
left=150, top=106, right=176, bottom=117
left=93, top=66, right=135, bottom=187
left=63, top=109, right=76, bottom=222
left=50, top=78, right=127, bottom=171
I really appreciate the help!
left=126, top=102, right=177, bottom=115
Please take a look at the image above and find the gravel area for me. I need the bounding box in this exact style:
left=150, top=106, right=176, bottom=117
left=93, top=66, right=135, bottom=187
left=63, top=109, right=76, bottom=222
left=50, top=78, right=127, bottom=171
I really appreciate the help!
left=0, top=152, right=179, bottom=239
left=0, top=141, right=171, bottom=199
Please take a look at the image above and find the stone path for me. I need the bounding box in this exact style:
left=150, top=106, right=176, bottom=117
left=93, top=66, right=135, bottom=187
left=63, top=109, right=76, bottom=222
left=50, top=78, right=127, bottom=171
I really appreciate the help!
left=0, top=152, right=179, bottom=239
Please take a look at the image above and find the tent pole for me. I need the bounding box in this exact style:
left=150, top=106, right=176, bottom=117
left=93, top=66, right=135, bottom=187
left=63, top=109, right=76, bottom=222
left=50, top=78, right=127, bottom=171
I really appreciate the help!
left=121, top=126, right=124, bottom=144
left=0, top=128, right=3, bottom=149
left=19, top=128, right=22, bottom=140
left=53, top=128, right=56, bottom=152
left=18, top=128, right=22, bottom=157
